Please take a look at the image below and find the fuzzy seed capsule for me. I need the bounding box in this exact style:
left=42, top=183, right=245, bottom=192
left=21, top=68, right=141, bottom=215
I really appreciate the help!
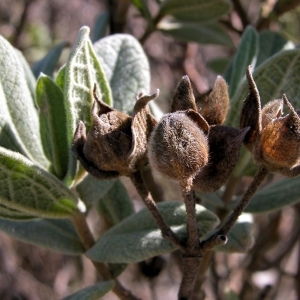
left=148, top=112, right=209, bottom=180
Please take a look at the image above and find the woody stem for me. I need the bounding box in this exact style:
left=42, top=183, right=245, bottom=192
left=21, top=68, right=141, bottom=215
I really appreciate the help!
left=130, top=171, right=185, bottom=251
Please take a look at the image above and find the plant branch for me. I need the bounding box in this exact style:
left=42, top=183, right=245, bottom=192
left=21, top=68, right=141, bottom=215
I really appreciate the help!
left=71, top=212, right=139, bottom=300
left=231, top=0, right=250, bottom=29
left=201, top=166, right=268, bottom=252
left=130, top=171, right=185, bottom=251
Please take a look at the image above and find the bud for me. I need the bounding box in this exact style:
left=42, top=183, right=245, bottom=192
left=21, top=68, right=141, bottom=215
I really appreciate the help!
left=148, top=111, right=209, bottom=180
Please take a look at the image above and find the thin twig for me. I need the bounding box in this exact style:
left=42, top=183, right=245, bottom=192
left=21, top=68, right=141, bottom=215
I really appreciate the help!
left=130, top=171, right=185, bottom=251
left=71, top=212, right=139, bottom=300
left=201, top=166, right=269, bottom=252
left=231, top=0, right=250, bottom=29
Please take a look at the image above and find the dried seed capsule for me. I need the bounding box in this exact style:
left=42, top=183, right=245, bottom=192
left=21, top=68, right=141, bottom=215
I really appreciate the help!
left=259, top=95, right=300, bottom=169
left=148, top=112, right=209, bottom=180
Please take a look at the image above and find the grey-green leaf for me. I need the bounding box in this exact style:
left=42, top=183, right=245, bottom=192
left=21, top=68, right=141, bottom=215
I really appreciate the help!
left=226, top=26, right=259, bottom=99
left=32, top=41, right=69, bottom=79
left=91, top=12, right=109, bottom=42
left=0, top=203, right=36, bottom=220
left=214, top=216, right=253, bottom=253
left=158, top=21, right=233, bottom=47
left=256, top=30, right=294, bottom=67
left=97, top=179, right=135, bottom=226
left=93, top=34, right=150, bottom=113
left=245, top=177, right=300, bottom=213
left=62, top=281, right=115, bottom=300
left=0, top=35, right=48, bottom=168
left=36, top=74, right=69, bottom=179
left=0, top=218, right=84, bottom=255
left=76, top=174, right=116, bottom=204
left=86, top=201, right=219, bottom=263
left=0, top=146, right=79, bottom=218
left=159, top=0, right=231, bottom=23
left=227, top=48, right=300, bottom=128
left=63, top=26, right=112, bottom=185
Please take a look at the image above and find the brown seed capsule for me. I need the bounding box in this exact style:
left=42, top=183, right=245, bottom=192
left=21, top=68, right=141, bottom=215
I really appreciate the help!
left=259, top=95, right=300, bottom=169
left=148, top=112, right=209, bottom=180
left=201, top=76, right=230, bottom=125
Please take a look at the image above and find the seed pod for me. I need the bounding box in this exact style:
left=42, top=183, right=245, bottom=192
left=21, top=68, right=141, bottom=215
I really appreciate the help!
left=201, top=76, right=229, bottom=125
left=148, top=112, right=209, bottom=180
left=259, top=95, right=300, bottom=169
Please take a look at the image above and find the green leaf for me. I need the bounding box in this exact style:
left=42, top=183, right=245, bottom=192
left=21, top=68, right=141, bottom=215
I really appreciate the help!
left=224, top=289, right=240, bottom=300
left=91, top=12, right=109, bottom=42
left=93, top=34, right=150, bottom=113
left=76, top=174, right=116, bottom=204
left=158, top=21, right=233, bottom=47
left=245, top=177, right=300, bottom=213
left=97, top=179, right=135, bottom=226
left=159, top=0, right=231, bottom=23
left=32, top=41, right=69, bottom=79
left=0, top=203, right=36, bottom=220
left=226, top=26, right=259, bottom=99
left=214, top=215, right=253, bottom=253
left=86, top=201, right=219, bottom=263
left=62, top=281, right=115, bottom=300
left=36, top=74, right=69, bottom=179
left=63, top=26, right=112, bottom=185
left=55, top=65, right=66, bottom=91
left=227, top=48, right=300, bottom=128
left=0, top=218, right=84, bottom=255
left=0, top=35, right=48, bottom=168
left=256, top=30, right=294, bottom=67
left=0, top=146, right=79, bottom=218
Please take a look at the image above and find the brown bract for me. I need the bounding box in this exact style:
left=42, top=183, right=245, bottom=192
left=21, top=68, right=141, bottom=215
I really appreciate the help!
left=240, top=66, right=300, bottom=177
left=72, top=86, right=158, bottom=178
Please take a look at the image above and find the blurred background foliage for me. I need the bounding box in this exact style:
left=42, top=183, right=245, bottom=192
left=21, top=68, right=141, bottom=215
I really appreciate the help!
left=1, top=0, right=300, bottom=299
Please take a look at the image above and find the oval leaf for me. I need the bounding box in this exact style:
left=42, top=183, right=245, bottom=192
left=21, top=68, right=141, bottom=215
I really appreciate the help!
left=226, top=26, right=259, bottom=99
left=32, top=41, right=69, bottom=79
left=0, top=218, right=84, bottom=255
left=158, top=21, right=233, bottom=47
left=93, top=34, right=150, bottom=113
left=62, top=281, right=115, bottom=300
left=86, top=201, right=219, bottom=263
left=36, top=74, right=69, bottom=179
left=159, top=0, right=231, bottom=23
left=0, top=35, right=48, bottom=168
left=0, top=146, right=79, bottom=218
left=0, top=203, right=36, bottom=220
left=96, top=179, right=135, bottom=226
left=245, top=177, right=300, bottom=213
left=256, top=30, right=294, bottom=67
left=227, top=48, right=300, bottom=128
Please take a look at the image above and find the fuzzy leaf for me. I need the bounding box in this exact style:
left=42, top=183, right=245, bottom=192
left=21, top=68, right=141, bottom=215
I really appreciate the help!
left=256, top=30, right=294, bottom=66
left=32, top=41, right=69, bottom=78
left=97, top=179, right=135, bottom=226
left=159, top=0, right=231, bottom=22
left=0, top=218, right=84, bottom=255
left=93, top=34, right=150, bottom=113
left=0, top=203, right=35, bottom=220
left=207, top=57, right=230, bottom=75
left=159, top=21, right=233, bottom=47
left=62, top=281, right=115, bottom=300
left=214, top=216, right=253, bottom=253
left=0, top=147, right=79, bottom=218
left=227, top=48, right=300, bottom=128
left=86, top=201, right=219, bottom=263
left=36, top=74, right=69, bottom=179
left=245, top=177, right=300, bottom=213
left=76, top=174, right=116, bottom=204
left=226, top=26, right=259, bottom=99
left=64, top=26, right=112, bottom=185
left=0, top=35, right=48, bottom=168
